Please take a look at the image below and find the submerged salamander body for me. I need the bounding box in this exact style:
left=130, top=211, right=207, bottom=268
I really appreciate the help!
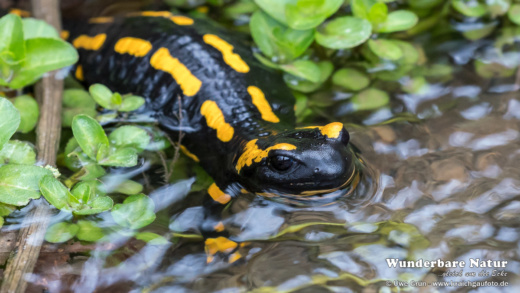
left=66, top=12, right=355, bottom=203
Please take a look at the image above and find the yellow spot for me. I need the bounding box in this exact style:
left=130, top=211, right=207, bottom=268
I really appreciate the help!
left=203, top=34, right=249, bottom=73
left=228, top=252, right=242, bottom=263
left=60, top=30, right=70, bottom=40
left=213, top=222, right=225, bottom=232
left=206, top=255, right=214, bottom=263
left=236, top=139, right=297, bottom=173
left=89, top=16, right=114, bottom=23
left=240, top=188, right=249, bottom=194
left=150, top=47, right=202, bottom=96
left=196, top=6, right=209, bottom=13
left=247, top=86, right=279, bottom=123
left=200, top=101, right=234, bottom=142
left=114, top=37, right=152, bottom=57
left=320, top=122, right=344, bottom=139
left=208, top=183, right=232, bottom=204
left=205, top=236, right=237, bottom=255
left=75, top=65, right=84, bottom=81
left=72, top=34, right=107, bottom=50
left=179, top=145, right=199, bottom=162
left=140, top=11, right=172, bottom=17
left=9, top=9, right=30, bottom=17
left=170, top=16, right=194, bottom=25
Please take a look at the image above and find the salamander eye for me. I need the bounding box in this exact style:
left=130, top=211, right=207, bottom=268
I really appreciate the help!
left=268, top=155, right=294, bottom=172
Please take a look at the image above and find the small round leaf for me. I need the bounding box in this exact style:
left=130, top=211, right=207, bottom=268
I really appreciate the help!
left=315, top=16, right=372, bottom=49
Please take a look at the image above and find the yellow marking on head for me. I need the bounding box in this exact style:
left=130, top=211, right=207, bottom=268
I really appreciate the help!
left=228, top=252, right=242, bottom=263
left=203, top=34, right=250, bottom=73
left=205, top=237, right=238, bottom=255
left=140, top=11, right=173, bottom=17
left=208, top=183, right=232, bottom=204
left=170, top=16, right=194, bottom=25
left=60, top=30, right=70, bottom=40
left=89, top=16, right=114, bottom=24
left=247, top=86, right=280, bottom=123
left=200, top=101, right=234, bottom=142
left=75, top=65, right=84, bottom=81
left=320, top=122, right=343, bottom=139
left=72, top=34, right=107, bottom=50
left=236, top=139, right=297, bottom=173
left=150, top=47, right=202, bottom=96
left=179, top=145, right=200, bottom=162
left=213, top=222, right=225, bottom=232
left=9, top=9, right=30, bottom=17
left=114, top=37, right=152, bottom=57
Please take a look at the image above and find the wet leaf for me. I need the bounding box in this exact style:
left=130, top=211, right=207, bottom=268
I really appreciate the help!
left=0, top=14, right=25, bottom=63
left=108, top=126, right=150, bottom=152
left=452, top=0, right=488, bottom=17
left=475, top=59, right=516, bottom=78
left=12, top=95, right=39, bottom=133
left=284, top=60, right=333, bottom=92
left=250, top=11, right=314, bottom=61
left=8, top=38, right=78, bottom=89
left=508, top=4, right=520, bottom=25
left=22, top=18, right=60, bottom=40
left=351, top=88, right=390, bottom=111
left=462, top=22, right=497, bottom=40
left=0, top=203, right=15, bottom=217
left=368, top=39, right=403, bottom=60
left=97, top=146, right=138, bottom=167
left=352, top=0, right=377, bottom=19
left=0, top=140, right=35, bottom=165
left=119, top=95, right=145, bottom=112
left=62, top=89, right=96, bottom=127
left=45, top=222, right=79, bottom=243
left=73, top=196, right=113, bottom=215
left=0, top=165, right=52, bottom=206
left=0, top=97, right=20, bottom=150
left=71, top=114, right=109, bottom=160
left=89, top=84, right=114, bottom=109
left=135, top=232, right=169, bottom=245
left=111, top=194, right=156, bottom=230
left=280, top=60, right=321, bottom=82
left=368, top=2, right=388, bottom=26
left=114, top=180, right=144, bottom=195
left=332, top=68, right=370, bottom=91
left=76, top=220, right=104, bottom=242
left=487, top=0, right=510, bottom=17
left=39, top=175, right=75, bottom=211
left=376, top=10, right=418, bottom=33
left=315, top=16, right=372, bottom=49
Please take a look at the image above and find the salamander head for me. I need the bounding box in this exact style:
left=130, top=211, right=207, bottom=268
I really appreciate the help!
left=234, top=122, right=355, bottom=196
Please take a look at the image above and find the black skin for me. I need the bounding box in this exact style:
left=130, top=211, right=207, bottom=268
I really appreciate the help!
left=65, top=14, right=356, bottom=199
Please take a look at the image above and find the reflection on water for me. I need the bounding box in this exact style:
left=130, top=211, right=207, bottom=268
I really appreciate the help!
left=9, top=24, right=520, bottom=293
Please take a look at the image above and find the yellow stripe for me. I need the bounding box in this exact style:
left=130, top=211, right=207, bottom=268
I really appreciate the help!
left=150, top=47, right=202, bottom=96
left=200, top=101, right=234, bottom=142
left=170, top=16, right=194, bottom=25
left=247, top=86, right=280, bottom=123
left=297, top=122, right=344, bottom=139
left=136, top=11, right=193, bottom=25
left=236, top=139, right=297, bottom=173
left=72, top=34, right=107, bottom=51
left=203, top=34, right=249, bottom=73
left=114, top=37, right=152, bottom=57
left=89, top=17, right=114, bottom=24
left=9, top=9, right=30, bottom=17
left=75, top=65, right=84, bottom=81
left=140, top=11, right=172, bottom=17
left=208, top=183, right=232, bottom=204
left=60, top=30, right=70, bottom=40
left=179, top=145, right=199, bottom=162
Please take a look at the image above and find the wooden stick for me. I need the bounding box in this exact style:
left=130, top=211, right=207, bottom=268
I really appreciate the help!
left=0, top=0, right=63, bottom=292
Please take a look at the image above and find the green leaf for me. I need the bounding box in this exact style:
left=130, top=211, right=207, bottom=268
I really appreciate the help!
left=375, top=10, right=418, bottom=33
left=45, top=222, right=79, bottom=243
left=250, top=11, right=314, bottom=61
left=508, top=4, right=520, bottom=25
left=408, top=0, right=443, bottom=9
left=119, top=95, right=145, bottom=112
left=0, top=97, right=20, bottom=150
left=71, top=114, right=109, bottom=160
left=315, top=16, right=372, bottom=49
left=462, top=22, right=497, bottom=40
left=284, top=60, right=333, bottom=92
left=39, top=175, right=75, bottom=211
left=76, top=220, right=104, bottom=242
left=352, top=0, right=377, bottom=19
left=487, top=0, right=511, bottom=17
left=0, top=14, right=25, bottom=62
left=12, top=95, right=39, bottom=133
left=0, top=203, right=16, bottom=217
left=62, top=89, right=97, bottom=127
left=135, top=232, right=169, bottom=245
left=71, top=181, right=92, bottom=204
left=0, top=140, right=36, bottom=165
left=280, top=60, right=321, bottom=82
left=113, top=180, right=144, bottom=195
left=111, top=194, right=156, bottom=230
left=73, top=196, right=113, bottom=215
left=368, top=2, right=388, bottom=26
left=351, top=88, right=390, bottom=111
left=332, top=68, right=370, bottom=91
left=89, top=84, right=114, bottom=109
left=452, top=0, right=488, bottom=17
left=8, top=38, right=78, bottom=89
left=97, top=146, right=138, bottom=167
left=22, top=18, right=60, bottom=40
left=475, top=59, right=516, bottom=78
left=108, top=126, right=151, bottom=152
left=0, top=165, right=53, bottom=206
left=367, top=39, right=403, bottom=60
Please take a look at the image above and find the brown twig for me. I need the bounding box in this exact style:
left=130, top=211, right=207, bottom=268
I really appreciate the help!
left=0, top=1, right=63, bottom=292
left=162, top=95, right=184, bottom=182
